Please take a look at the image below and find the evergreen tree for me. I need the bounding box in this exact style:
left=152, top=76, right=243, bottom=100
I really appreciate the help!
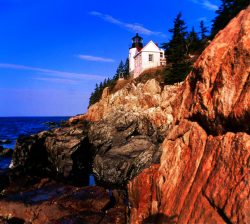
left=162, top=12, right=187, bottom=63
left=114, top=60, right=124, bottom=80
left=162, top=12, right=191, bottom=84
left=186, top=27, right=200, bottom=55
left=123, top=58, right=130, bottom=79
left=200, top=20, right=208, bottom=41
left=103, top=78, right=107, bottom=87
left=211, top=0, right=249, bottom=38
left=99, top=81, right=103, bottom=91
left=88, top=83, right=100, bottom=106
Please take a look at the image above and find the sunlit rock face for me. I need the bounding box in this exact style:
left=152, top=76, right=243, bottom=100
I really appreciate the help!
left=173, top=6, right=250, bottom=135
left=128, top=7, right=250, bottom=224
left=70, top=78, right=182, bottom=130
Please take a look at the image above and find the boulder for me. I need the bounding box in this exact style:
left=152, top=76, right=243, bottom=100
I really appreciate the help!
left=89, top=111, right=161, bottom=187
left=44, top=122, right=93, bottom=180
left=94, top=136, right=158, bottom=187
left=11, top=121, right=93, bottom=183
left=89, top=111, right=158, bottom=154
left=12, top=131, right=49, bottom=171
left=0, top=148, right=13, bottom=158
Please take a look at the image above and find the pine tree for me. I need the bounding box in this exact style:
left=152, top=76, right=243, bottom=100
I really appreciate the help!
left=162, top=12, right=191, bottom=84
left=114, top=60, right=124, bottom=80
left=103, top=78, right=107, bottom=87
left=211, top=0, right=249, bottom=38
left=123, top=58, right=130, bottom=79
left=162, top=12, right=187, bottom=63
left=186, top=27, right=200, bottom=55
left=88, top=83, right=100, bottom=106
left=200, top=20, right=208, bottom=41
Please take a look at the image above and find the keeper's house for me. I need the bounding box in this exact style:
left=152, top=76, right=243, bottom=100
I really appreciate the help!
left=129, top=33, right=166, bottom=78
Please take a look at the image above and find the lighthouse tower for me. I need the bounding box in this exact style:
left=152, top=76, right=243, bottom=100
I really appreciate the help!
left=129, top=33, right=143, bottom=74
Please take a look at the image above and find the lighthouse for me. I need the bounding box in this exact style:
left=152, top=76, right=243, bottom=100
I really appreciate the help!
left=128, top=33, right=166, bottom=78
left=129, top=33, right=143, bottom=74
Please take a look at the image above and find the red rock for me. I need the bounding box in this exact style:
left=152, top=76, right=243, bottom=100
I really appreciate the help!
left=128, top=7, right=250, bottom=224
left=174, top=7, right=250, bottom=134
left=128, top=121, right=250, bottom=223
left=0, top=179, right=113, bottom=224
left=100, top=205, right=127, bottom=224
left=128, top=164, right=160, bottom=224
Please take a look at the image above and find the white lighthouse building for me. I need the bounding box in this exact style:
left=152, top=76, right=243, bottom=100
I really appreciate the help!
left=129, top=33, right=166, bottom=78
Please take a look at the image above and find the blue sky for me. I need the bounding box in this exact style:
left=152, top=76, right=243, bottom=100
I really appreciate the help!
left=0, top=0, right=220, bottom=116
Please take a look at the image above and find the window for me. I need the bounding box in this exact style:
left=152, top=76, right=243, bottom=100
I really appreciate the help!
left=160, top=52, right=163, bottom=58
left=149, top=54, right=153, bottom=62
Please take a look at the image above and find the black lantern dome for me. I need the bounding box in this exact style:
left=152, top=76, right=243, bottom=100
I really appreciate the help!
left=131, top=33, right=143, bottom=48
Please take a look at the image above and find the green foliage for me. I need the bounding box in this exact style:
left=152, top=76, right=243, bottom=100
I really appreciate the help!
left=211, top=0, right=249, bottom=38
left=164, top=63, right=192, bottom=85
left=200, top=20, right=208, bottom=41
left=162, top=13, right=187, bottom=63
left=113, top=60, right=124, bottom=80
left=186, top=27, right=201, bottom=54
left=88, top=58, right=131, bottom=107
left=162, top=12, right=192, bottom=84
left=199, top=20, right=209, bottom=52
left=123, top=58, right=130, bottom=79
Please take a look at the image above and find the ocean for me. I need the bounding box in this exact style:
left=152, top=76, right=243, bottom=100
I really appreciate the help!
left=0, top=116, right=70, bottom=170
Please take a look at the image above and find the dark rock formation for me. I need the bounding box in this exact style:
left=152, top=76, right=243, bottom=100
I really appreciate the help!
left=0, top=145, right=12, bottom=158
left=12, top=131, right=49, bottom=172
left=0, top=217, right=26, bottom=224
left=94, top=136, right=158, bottom=187
left=44, top=123, right=93, bottom=180
left=11, top=121, right=93, bottom=184
left=89, top=111, right=161, bottom=187
left=0, top=148, right=13, bottom=158
left=0, top=170, right=10, bottom=192
left=12, top=110, right=162, bottom=188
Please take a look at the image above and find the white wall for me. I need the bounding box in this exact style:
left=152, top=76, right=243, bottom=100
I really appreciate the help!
left=131, top=41, right=166, bottom=78
left=134, top=53, right=142, bottom=78
left=129, top=48, right=137, bottom=73
left=141, top=51, right=161, bottom=70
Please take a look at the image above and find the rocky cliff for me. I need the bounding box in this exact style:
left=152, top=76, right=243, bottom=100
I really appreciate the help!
left=1, top=6, right=249, bottom=224
left=127, top=7, right=250, bottom=224
left=70, top=78, right=182, bottom=130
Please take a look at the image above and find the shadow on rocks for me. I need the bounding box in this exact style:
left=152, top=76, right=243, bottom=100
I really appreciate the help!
left=0, top=217, right=26, bottom=224
left=142, top=213, right=178, bottom=224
